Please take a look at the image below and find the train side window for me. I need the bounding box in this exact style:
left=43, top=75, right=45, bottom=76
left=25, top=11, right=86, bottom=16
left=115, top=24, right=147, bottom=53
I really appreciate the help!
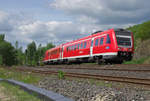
left=95, top=39, right=99, bottom=46
left=69, top=46, right=71, bottom=51
left=81, top=42, right=83, bottom=49
left=100, top=37, right=104, bottom=45
left=73, top=45, right=75, bottom=50
left=75, top=44, right=78, bottom=50
left=84, top=42, right=87, bottom=48
left=91, top=40, right=93, bottom=47
left=68, top=47, right=69, bottom=51
left=72, top=45, right=74, bottom=50
left=48, top=52, right=50, bottom=56
left=106, top=34, right=111, bottom=44
left=78, top=43, right=80, bottom=49
left=74, top=45, right=75, bottom=50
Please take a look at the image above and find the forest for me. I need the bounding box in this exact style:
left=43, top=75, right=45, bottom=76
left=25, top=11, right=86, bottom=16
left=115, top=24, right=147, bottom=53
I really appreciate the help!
left=0, top=34, right=55, bottom=66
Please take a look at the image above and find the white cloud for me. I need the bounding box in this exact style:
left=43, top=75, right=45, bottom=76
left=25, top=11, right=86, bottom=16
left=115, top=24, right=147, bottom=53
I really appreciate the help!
left=51, top=0, right=150, bottom=24
left=0, top=11, right=88, bottom=47
left=0, top=11, right=14, bottom=32
left=0, top=0, right=150, bottom=49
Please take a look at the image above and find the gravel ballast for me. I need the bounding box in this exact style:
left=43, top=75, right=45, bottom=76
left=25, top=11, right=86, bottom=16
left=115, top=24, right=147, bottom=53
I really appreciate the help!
left=38, top=77, right=150, bottom=101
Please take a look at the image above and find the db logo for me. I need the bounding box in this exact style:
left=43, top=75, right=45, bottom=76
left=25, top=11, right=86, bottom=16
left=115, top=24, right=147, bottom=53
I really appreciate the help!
left=79, top=51, right=83, bottom=53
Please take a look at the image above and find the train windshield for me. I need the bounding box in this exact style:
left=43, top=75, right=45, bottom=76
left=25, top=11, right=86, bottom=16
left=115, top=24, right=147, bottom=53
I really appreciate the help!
left=115, top=31, right=132, bottom=47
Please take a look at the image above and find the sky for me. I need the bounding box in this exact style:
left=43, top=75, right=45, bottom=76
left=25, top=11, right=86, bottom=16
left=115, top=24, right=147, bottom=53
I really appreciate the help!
left=0, top=0, right=150, bottom=49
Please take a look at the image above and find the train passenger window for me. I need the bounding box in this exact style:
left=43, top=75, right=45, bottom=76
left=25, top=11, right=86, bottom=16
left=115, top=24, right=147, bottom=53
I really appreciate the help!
left=75, top=44, right=77, bottom=50
left=106, top=34, right=111, bottom=44
left=48, top=52, right=50, bottom=56
left=84, top=42, right=87, bottom=48
left=81, top=43, right=83, bottom=49
left=100, top=37, right=104, bottom=45
left=69, top=46, right=71, bottom=51
left=95, top=39, right=99, bottom=46
left=78, top=44, right=80, bottom=49
left=72, top=45, right=74, bottom=50
left=91, top=40, right=93, bottom=47
left=73, top=45, right=75, bottom=50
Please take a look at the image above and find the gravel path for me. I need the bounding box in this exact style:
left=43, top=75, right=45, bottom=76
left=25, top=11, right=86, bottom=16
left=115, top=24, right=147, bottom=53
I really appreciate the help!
left=38, top=77, right=150, bottom=101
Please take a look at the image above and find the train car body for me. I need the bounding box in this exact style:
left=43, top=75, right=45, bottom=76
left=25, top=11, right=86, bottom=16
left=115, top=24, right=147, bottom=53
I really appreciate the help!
left=43, top=28, right=134, bottom=64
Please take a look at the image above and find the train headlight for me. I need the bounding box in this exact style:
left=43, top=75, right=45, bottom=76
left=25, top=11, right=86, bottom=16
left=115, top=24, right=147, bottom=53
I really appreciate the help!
left=128, top=48, right=132, bottom=51
left=118, top=47, right=121, bottom=50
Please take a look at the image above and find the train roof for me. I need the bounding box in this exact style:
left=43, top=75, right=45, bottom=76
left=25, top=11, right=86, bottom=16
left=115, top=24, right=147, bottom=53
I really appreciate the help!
left=47, top=28, right=116, bottom=50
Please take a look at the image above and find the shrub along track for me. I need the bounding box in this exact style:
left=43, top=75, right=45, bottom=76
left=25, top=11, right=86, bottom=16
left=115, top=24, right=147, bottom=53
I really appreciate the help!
left=12, top=64, right=150, bottom=87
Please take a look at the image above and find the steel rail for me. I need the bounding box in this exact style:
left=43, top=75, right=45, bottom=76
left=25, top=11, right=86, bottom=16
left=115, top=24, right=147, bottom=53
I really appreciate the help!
left=15, top=68, right=150, bottom=86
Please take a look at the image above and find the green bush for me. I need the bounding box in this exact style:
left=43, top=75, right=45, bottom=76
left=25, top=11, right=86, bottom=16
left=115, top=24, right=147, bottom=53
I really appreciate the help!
left=0, top=55, right=2, bottom=65
left=123, top=57, right=149, bottom=64
left=58, top=70, right=65, bottom=79
left=128, top=20, right=150, bottom=41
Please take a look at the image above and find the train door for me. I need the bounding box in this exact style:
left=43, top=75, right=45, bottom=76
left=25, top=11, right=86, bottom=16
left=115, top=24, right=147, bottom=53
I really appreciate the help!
left=61, top=47, right=64, bottom=59
left=90, top=38, right=94, bottom=56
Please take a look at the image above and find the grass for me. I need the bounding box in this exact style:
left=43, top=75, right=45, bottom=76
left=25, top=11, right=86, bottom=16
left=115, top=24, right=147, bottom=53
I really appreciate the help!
left=123, top=57, right=150, bottom=64
left=0, top=67, right=42, bottom=84
left=0, top=82, right=41, bottom=101
left=58, top=70, right=65, bottom=79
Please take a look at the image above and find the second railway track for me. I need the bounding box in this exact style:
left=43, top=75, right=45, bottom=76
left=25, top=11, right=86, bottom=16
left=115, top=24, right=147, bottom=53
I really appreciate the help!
left=14, top=67, right=150, bottom=87
left=36, top=64, right=150, bottom=72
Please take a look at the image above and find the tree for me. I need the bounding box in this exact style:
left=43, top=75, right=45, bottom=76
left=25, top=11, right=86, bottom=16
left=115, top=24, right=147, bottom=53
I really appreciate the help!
left=0, top=37, right=17, bottom=66
left=137, top=21, right=150, bottom=41
left=0, top=55, right=2, bottom=65
left=15, top=41, right=19, bottom=50
left=26, top=41, right=37, bottom=65
left=0, top=34, right=5, bottom=42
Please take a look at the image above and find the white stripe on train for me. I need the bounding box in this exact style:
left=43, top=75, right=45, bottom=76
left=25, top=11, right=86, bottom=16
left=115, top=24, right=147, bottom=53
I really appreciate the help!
left=44, top=52, right=117, bottom=62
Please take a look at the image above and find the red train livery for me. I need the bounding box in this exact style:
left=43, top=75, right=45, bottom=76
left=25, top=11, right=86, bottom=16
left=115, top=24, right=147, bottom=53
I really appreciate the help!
left=43, top=28, right=134, bottom=64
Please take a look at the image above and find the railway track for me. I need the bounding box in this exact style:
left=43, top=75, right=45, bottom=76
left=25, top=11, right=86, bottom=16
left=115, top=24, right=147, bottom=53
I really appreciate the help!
left=36, top=64, right=150, bottom=72
left=14, top=67, right=150, bottom=86
left=41, top=67, right=150, bottom=72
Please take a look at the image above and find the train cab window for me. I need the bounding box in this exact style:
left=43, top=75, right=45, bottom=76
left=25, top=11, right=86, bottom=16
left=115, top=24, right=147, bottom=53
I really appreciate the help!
left=100, top=37, right=104, bottom=45
left=95, top=39, right=99, bottom=46
left=84, top=42, right=87, bottom=48
left=106, top=34, right=111, bottom=44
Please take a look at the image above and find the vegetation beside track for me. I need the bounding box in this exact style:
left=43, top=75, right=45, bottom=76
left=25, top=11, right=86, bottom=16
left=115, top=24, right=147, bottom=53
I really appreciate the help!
left=123, top=57, right=150, bottom=64
left=0, top=82, right=41, bottom=101
left=0, top=67, right=42, bottom=84
left=126, top=21, right=150, bottom=64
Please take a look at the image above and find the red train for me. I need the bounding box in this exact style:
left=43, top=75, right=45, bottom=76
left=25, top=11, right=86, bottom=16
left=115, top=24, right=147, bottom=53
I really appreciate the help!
left=43, top=28, right=134, bottom=64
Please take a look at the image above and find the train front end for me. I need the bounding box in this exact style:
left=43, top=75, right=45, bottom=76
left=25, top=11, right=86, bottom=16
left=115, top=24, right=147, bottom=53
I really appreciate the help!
left=114, top=29, right=134, bottom=62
